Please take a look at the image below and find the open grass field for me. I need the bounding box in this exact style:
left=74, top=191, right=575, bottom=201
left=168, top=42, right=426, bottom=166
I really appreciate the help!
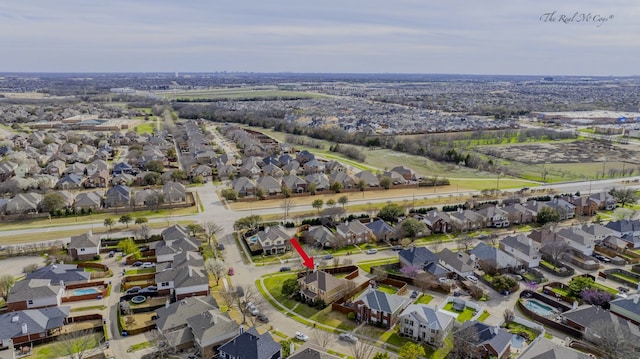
left=162, top=88, right=328, bottom=101
left=240, top=125, right=640, bottom=186
left=135, top=122, right=155, bottom=134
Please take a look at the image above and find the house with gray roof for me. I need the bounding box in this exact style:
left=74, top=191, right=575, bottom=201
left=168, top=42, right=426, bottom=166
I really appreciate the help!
left=438, top=248, right=475, bottom=277
left=502, top=203, right=536, bottom=225
left=0, top=306, right=70, bottom=346
left=449, top=209, right=485, bottom=232
left=25, top=263, right=90, bottom=285
left=282, top=174, right=307, bottom=193
left=7, top=279, right=64, bottom=311
left=555, top=227, right=596, bottom=256
left=608, top=294, right=640, bottom=325
left=589, top=191, right=617, bottom=210
left=546, top=198, right=576, bottom=220
left=261, top=163, right=284, bottom=178
left=298, top=270, right=346, bottom=304
left=454, top=320, right=512, bottom=359
left=517, top=337, right=590, bottom=359
left=187, top=309, right=240, bottom=358
left=355, top=170, right=380, bottom=187
left=391, top=165, right=417, bottom=181
left=74, top=191, right=103, bottom=211
left=6, top=193, right=42, bottom=215
left=336, top=220, right=373, bottom=245
left=420, top=210, right=452, bottom=234
left=155, top=265, right=209, bottom=300
left=329, top=171, right=356, bottom=189
left=604, top=220, right=640, bottom=248
left=470, top=242, right=518, bottom=271
left=398, top=247, right=438, bottom=270
left=353, top=289, right=411, bottom=329
left=305, top=173, right=330, bottom=192
left=155, top=296, right=218, bottom=334
left=68, top=232, right=100, bottom=261
left=289, top=343, right=343, bottom=359
left=365, top=219, right=398, bottom=242
left=399, top=304, right=455, bottom=347
left=476, top=206, right=510, bottom=228
left=163, top=181, right=187, bottom=203
left=257, top=175, right=282, bottom=195
left=232, top=176, right=257, bottom=197
left=500, top=234, right=541, bottom=268
left=218, top=327, right=281, bottom=359
left=561, top=305, right=640, bottom=342
left=254, top=225, right=290, bottom=255
left=104, top=185, right=131, bottom=208
left=307, top=226, right=337, bottom=248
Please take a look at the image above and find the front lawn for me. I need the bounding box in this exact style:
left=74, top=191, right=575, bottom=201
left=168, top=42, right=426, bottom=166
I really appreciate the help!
left=505, top=322, right=540, bottom=342
left=376, top=284, right=398, bottom=294
left=262, top=273, right=298, bottom=310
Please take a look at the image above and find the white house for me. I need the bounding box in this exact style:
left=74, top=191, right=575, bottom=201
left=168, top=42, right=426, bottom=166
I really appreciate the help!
left=500, top=234, right=540, bottom=268
left=68, top=232, right=100, bottom=261
left=399, top=304, right=455, bottom=347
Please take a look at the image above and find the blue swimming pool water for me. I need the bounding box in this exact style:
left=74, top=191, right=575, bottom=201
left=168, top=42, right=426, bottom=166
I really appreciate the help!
left=511, top=334, right=526, bottom=349
left=73, top=288, right=99, bottom=296
left=524, top=299, right=556, bottom=316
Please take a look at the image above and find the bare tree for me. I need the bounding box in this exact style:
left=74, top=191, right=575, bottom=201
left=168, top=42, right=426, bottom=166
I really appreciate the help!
left=204, top=258, right=227, bottom=285
left=503, top=309, right=515, bottom=329
left=351, top=327, right=378, bottom=359
left=456, top=235, right=473, bottom=252
left=312, top=329, right=334, bottom=347
left=56, top=329, right=100, bottom=359
left=540, top=237, right=571, bottom=268
left=414, top=273, right=437, bottom=293
left=139, top=224, right=151, bottom=242
left=203, top=221, right=224, bottom=247
left=222, top=285, right=259, bottom=325
left=281, top=197, right=294, bottom=222
left=148, top=329, right=176, bottom=359
left=586, top=321, right=640, bottom=359
left=332, top=256, right=341, bottom=268
left=449, top=325, right=480, bottom=359
left=372, top=267, right=388, bottom=282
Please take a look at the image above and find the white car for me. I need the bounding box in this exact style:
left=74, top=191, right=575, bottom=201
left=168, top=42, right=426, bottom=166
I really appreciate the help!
left=141, top=262, right=156, bottom=268
left=466, top=275, right=479, bottom=284
left=366, top=249, right=378, bottom=255
left=438, top=277, right=449, bottom=284
left=295, top=332, right=309, bottom=342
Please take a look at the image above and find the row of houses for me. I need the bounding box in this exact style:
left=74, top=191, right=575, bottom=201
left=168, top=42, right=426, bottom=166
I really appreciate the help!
left=0, top=181, right=187, bottom=215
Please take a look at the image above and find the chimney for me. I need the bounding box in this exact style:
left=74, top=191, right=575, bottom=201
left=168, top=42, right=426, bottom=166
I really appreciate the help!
left=21, top=323, right=27, bottom=335
left=165, top=299, right=170, bottom=308
left=634, top=295, right=639, bottom=304
left=533, top=200, right=537, bottom=206
left=188, top=267, right=193, bottom=277
left=239, top=325, right=244, bottom=334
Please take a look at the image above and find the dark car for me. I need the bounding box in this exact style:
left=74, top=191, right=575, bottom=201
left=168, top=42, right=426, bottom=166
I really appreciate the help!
left=391, top=246, right=402, bottom=251
left=132, top=261, right=143, bottom=267
left=410, top=291, right=418, bottom=299
left=217, top=243, right=225, bottom=251
left=126, top=286, right=141, bottom=294
left=279, top=267, right=291, bottom=272
left=140, top=285, right=157, bottom=293
left=257, top=314, right=269, bottom=323
left=323, top=254, right=334, bottom=260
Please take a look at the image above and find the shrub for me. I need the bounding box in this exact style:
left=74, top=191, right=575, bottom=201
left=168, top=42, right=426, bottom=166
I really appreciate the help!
left=93, top=254, right=101, bottom=261
left=347, top=312, right=356, bottom=320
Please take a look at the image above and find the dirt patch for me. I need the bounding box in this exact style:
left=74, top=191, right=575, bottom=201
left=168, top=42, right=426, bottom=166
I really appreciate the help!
left=0, top=256, right=45, bottom=277
left=477, top=140, right=640, bottom=165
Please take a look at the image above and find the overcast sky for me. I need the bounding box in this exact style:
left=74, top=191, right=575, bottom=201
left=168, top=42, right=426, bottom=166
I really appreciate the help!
left=1, top=1, right=638, bottom=75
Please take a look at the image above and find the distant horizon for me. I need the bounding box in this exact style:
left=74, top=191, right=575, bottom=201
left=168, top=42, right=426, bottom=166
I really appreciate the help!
left=1, top=71, right=637, bottom=78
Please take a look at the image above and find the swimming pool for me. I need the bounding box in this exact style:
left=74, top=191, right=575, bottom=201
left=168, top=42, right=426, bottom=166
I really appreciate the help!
left=72, top=288, right=99, bottom=296
left=249, top=235, right=258, bottom=244
left=511, top=334, right=526, bottom=349
left=524, top=299, right=556, bottom=316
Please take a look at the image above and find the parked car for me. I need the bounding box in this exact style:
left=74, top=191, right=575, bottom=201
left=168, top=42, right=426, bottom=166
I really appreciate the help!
left=140, top=285, right=157, bottom=293
left=465, top=275, right=479, bottom=284
left=257, top=314, right=269, bottom=323
left=391, top=246, right=402, bottom=251
left=438, top=277, right=449, bottom=284
left=279, top=267, right=291, bottom=272
left=132, top=261, right=143, bottom=267
left=410, top=291, right=419, bottom=299
left=108, top=251, right=115, bottom=258
left=295, top=332, right=309, bottom=342
left=141, top=262, right=155, bottom=268
left=366, top=249, right=378, bottom=255
left=217, top=244, right=225, bottom=250
left=338, top=333, right=358, bottom=343
left=323, top=254, right=334, bottom=260
left=126, top=286, right=141, bottom=294
left=228, top=267, right=234, bottom=275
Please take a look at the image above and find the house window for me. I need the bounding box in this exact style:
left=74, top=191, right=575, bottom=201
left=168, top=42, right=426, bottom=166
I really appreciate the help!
left=405, top=319, right=413, bottom=326
left=162, top=282, right=169, bottom=287
left=80, top=248, right=85, bottom=252
left=431, top=329, right=436, bottom=334
left=28, top=300, right=33, bottom=305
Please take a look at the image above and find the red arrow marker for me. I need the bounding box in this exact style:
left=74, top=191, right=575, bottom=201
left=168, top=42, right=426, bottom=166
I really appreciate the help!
left=290, top=238, right=314, bottom=270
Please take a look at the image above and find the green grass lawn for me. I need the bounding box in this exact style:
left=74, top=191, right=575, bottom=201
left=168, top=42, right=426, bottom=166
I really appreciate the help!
left=262, top=273, right=298, bottom=310
left=414, top=294, right=434, bottom=305
left=478, top=310, right=490, bottom=322
left=610, top=271, right=640, bottom=285
left=357, top=258, right=399, bottom=273
left=135, top=122, right=155, bottom=134
left=376, top=284, right=398, bottom=294
left=124, top=268, right=156, bottom=275
left=506, top=322, right=540, bottom=342
left=32, top=333, right=102, bottom=359
left=442, top=302, right=477, bottom=322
